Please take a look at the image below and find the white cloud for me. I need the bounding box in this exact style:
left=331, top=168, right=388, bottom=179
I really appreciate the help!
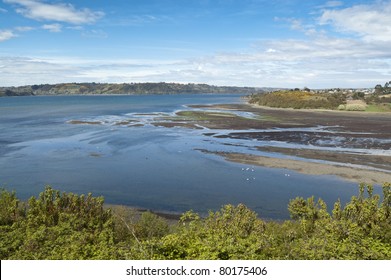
left=289, top=19, right=304, bottom=31
left=275, top=17, right=317, bottom=36
left=319, top=1, right=391, bottom=42
left=0, top=30, right=16, bottom=41
left=0, top=56, right=77, bottom=86
left=4, top=0, right=104, bottom=24
left=266, top=48, right=277, bottom=53
left=1, top=1, right=391, bottom=88
left=14, top=26, right=34, bottom=31
left=42, top=23, right=62, bottom=32
left=0, top=7, right=8, bottom=12
left=199, top=34, right=391, bottom=87
left=0, top=56, right=185, bottom=86
left=1, top=35, right=390, bottom=88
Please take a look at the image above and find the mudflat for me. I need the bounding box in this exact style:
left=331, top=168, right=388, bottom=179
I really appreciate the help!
left=184, top=103, right=391, bottom=185
left=68, top=100, right=391, bottom=184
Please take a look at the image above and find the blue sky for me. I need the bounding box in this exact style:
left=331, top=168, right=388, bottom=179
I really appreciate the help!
left=1, top=0, right=390, bottom=88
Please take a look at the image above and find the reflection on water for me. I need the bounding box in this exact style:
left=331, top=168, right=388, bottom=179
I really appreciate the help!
left=0, top=94, right=382, bottom=219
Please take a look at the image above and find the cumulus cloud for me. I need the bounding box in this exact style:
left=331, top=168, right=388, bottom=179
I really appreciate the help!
left=198, top=31, right=390, bottom=87
left=0, top=30, right=16, bottom=41
left=1, top=1, right=390, bottom=88
left=4, top=0, right=104, bottom=24
left=1, top=36, right=389, bottom=88
left=274, top=17, right=317, bottom=36
left=319, top=1, right=391, bottom=42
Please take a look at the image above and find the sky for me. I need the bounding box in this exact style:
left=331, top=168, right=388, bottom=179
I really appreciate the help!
left=0, top=0, right=391, bottom=88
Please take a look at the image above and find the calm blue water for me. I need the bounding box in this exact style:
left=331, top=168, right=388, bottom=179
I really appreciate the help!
left=0, top=94, right=365, bottom=219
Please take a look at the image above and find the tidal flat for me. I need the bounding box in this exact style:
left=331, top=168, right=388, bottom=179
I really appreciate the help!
left=167, top=103, right=391, bottom=184
left=69, top=101, right=391, bottom=184
left=1, top=94, right=390, bottom=219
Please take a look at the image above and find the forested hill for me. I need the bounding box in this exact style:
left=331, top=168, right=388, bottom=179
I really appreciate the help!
left=0, top=82, right=260, bottom=96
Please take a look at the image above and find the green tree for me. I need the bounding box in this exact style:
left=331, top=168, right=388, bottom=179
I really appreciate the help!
left=375, top=84, right=383, bottom=94
left=154, top=204, right=266, bottom=260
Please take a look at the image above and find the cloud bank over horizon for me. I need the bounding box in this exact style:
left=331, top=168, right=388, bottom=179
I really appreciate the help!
left=1, top=0, right=390, bottom=88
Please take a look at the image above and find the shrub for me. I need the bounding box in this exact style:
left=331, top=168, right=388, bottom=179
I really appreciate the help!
left=1, top=184, right=391, bottom=260
left=345, top=104, right=366, bottom=111
left=154, top=204, right=266, bottom=260
left=1, top=186, right=117, bottom=259
left=249, top=91, right=346, bottom=110
left=337, top=104, right=346, bottom=110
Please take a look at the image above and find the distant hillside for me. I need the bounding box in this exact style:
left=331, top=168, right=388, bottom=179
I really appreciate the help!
left=249, top=90, right=346, bottom=110
left=0, top=82, right=261, bottom=96
left=249, top=88, right=391, bottom=112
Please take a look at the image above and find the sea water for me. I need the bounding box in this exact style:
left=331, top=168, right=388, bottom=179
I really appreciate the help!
left=0, top=94, right=363, bottom=219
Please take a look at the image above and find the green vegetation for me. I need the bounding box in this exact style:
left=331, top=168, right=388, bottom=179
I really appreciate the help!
left=0, top=187, right=117, bottom=259
left=0, top=82, right=258, bottom=96
left=249, top=90, right=346, bottom=110
left=1, top=183, right=390, bottom=259
left=176, top=111, right=237, bottom=121
left=364, top=93, right=391, bottom=112
left=345, top=103, right=367, bottom=111
left=250, top=86, right=391, bottom=112
left=365, top=103, right=391, bottom=113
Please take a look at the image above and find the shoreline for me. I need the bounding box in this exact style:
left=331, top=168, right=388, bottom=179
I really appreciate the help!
left=66, top=99, right=391, bottom=185
left=199, top=150, right=391, bottom=185
left=248, top=102, right=391, bottom=116
left=188, top=102, right=391, bottom=185
left=65, top=97, right=391, bottom=185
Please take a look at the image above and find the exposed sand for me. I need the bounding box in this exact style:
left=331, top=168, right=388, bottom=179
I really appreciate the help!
left=200, top=150, right=391, bottom=185
left=257, top=146, right=391, bottom=171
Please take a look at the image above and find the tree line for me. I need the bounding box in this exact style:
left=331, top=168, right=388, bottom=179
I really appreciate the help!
left=0, top=82, right=259, bottom=96
left=375, top=81, right=391, bottom=95
left=1, top=183, right=390, bottom=259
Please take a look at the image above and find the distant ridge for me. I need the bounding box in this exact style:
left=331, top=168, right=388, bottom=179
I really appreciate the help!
left=0, top=82, right=263, bottom=96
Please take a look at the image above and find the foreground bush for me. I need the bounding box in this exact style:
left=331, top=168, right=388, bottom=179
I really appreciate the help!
left=345, top=104, right=367, bottom=111
left=0, top=183, right=390, bottom=259
left=151, top=204, right=266, bottom=260
left=0, top=186, right=117, bottom=259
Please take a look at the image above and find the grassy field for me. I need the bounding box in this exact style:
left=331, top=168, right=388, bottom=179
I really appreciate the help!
left=365, top=103, right=391, bottom=112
